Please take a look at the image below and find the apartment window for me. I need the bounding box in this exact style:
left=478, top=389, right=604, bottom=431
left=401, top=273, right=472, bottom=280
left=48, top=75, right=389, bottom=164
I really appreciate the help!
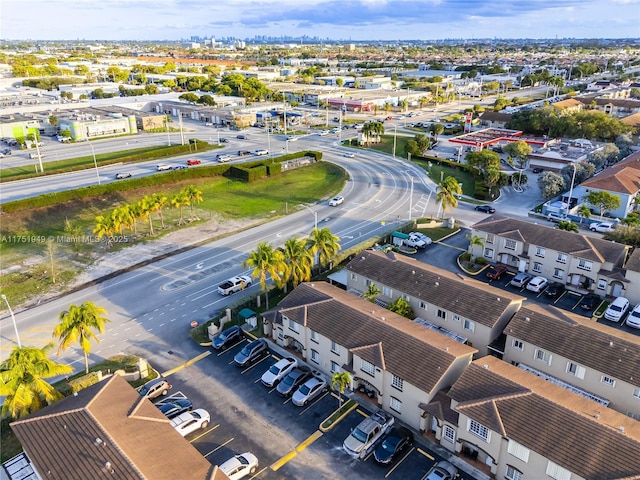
left=505, top=239, right=517, bottom=251
left=443, top=425, right=456, bottom=443
left=419, top=301, right=427, bottom=311
left=597, top=279, right=607, bottom=290
left=361, top=359, right=375, bottom=376
left=467, top=419, right=490, bottom=442
left=553, top=268, right=564, bottom=280
left=330, top=361, right=340, bottom=373
left=534, top=348, right=552, bottom=365
left=402, top=294, right=410, bottom=302
left=546, top=461, right=571, bottom=480
left=556, top=253, right=567, bottom=264
left=634, top=388, right=640, bottom=399
left=484, top=248, right=494, bottom=259
left=486, top=234, right=495, bottom=244
left=437, top=309, right=446, bottom=320
left=507, top=440, right=530, bottom=462
left=601, top=375, right=616, bottom=387
left=566, top=362, right=586, bottom=380
left=577, top=259, right=593, bottom=271
left=383, top=286, right=392, bottom=297
left=533, top=262, right=543, bottom=273
left=390, top=397, right=402, bottom=413
left=535, top=247, right=545, bottom=258
left=391, top=375, right=403, bottom=391
left=512, top=339, right=524, bottom=351
left=310, top=349, right=319, bottom=364
left=453, top=315, right=460, bottom=322
left=331, top=341, right=340, bottom=355
left=505, top=466, right=524, bottom=480
left=350, top=273, right=357, bottom=281
left=310, top=330, right=318, bottom=343
left=288, top=319, right=299, bottom=333
left=463, top=319, right=475, bottom=332
left=365, top=279, right=372, bottom=287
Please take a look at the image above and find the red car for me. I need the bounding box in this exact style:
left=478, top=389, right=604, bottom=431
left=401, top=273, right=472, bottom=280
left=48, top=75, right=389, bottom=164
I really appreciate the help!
left=187, top=159, right=202, bottom=165
left=486, top=265, right=508, bottom=280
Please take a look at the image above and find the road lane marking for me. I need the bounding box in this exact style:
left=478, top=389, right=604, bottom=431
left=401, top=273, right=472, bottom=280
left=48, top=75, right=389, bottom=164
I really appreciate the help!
left=385, top=446, right=414, bottom=478
left=356, top=408, right=369, bottom=417
left=189, top=424, right=219, bottom=443
left=203, top=437, right=234, bottom=458
left=417, top=447, right=434, bottom=460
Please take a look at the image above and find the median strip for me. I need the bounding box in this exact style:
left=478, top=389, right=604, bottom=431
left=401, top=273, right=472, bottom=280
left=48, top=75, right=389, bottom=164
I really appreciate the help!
left=271, top=430, right=323, bottom=472
left=162, top=350, right=211, bottom=376
left=295, top=430, right=323, bottom=452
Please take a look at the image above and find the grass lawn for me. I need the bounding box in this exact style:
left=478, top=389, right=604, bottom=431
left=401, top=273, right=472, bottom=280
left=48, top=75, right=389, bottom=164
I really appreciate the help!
left=414, top=159, right=476, bottom=196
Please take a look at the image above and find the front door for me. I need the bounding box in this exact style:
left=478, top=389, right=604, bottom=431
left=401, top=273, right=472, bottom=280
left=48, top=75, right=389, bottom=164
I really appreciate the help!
left=612, top=283, right=624, bottom=297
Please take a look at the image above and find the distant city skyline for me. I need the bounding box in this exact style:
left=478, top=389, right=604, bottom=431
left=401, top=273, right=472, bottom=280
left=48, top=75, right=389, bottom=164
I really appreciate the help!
left=2, top=0, right=639, bottom=42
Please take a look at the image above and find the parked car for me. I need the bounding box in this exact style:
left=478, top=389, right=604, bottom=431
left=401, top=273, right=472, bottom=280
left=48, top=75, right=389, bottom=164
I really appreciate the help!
left=424, top=461, right=458, bottom=480
left=404, top=235, right=427, bottom=249
left=157, top=398, right=193, bottom=419
left=580, top=293, right=601, bottom=311
left=292, top=376, right=327, bottom=406
left=544, top=283, right=566, bottom=298
left=170, top=409, right=210, bottom=437
left=261, top=357, right=298, bottom=388
left=343, top=408, right=395, bottom=458
left=253, top=149, right=268, bottom=156
left=115, top=172, right=132, bottom=179
left=233, top=339, right=268, bottom=367
left=589, top=221, right=616, bottom=233
left=510, top=273, right=532, bottom=288
left=137, top=378, right=171, bottom=400
left=532, top=167, right=543, bottom=174
left=276, top=366, right=313, bottom=397
left=486, top=265, right=508, bottom=280
left=475, top=205, right=496, bottom=214
left=604, top=296, right=630, bottom=322
left=547, top=212, right=567, bottom=223
left=408, top=232, right=432, bottom=245
left=373, top=427, right=414, bottom=465
left=212, top=325, right=244, bottom=350
left=526, top=276, right=549, bottom=293
left=625, top=304, right=640, bottom=329
left=329, top=195, right=344, bottom=206
left=156, top=164, right=172, bottom=171
left=218, top=275, right=252, bottom=296
left=187, top=159, right=202, bottom=165
left=218, top=452, right=259, bottom=480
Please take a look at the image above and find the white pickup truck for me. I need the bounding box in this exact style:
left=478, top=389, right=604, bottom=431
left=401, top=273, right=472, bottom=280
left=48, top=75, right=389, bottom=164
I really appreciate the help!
left=343, top=409, right=395, bottom=459
left=217, top=275, right=253, bottom=296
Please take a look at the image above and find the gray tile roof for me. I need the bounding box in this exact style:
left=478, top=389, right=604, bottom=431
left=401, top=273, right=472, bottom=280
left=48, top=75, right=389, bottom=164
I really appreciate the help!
left=625, top=247, right=640, bottom=273
left=345, top=250, right=523, bottom=328
left=10, top=375, right=215, bottom=480
left=271, top=282, right=477, bottom=394
left=449, top=357, right=640, bottom=480
left=506, top=305, right=640, bottom=386
left=472, top=215, right=629, bottom=264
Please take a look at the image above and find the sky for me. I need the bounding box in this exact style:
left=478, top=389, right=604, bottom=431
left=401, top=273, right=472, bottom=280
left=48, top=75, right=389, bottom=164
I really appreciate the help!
left=1, top=0, right=639, bottom=42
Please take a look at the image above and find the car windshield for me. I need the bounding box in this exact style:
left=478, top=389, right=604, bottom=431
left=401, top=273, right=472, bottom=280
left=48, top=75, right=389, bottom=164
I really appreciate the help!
left=381, top=437, right=398, bottom=451
left=238, top=456, right=249, bottom=465
left=351, top=427, right=368, bottom=443
left=299, top=384, right=311, bottom=395
left=282, top=375, right=295, bottom=386
left=610, top=305, right=623, bottom=312
left=138, top=386, right=150, bottom=395
left=269, top=365, right=281, bottom=375
left=239, top=346, right=250, bottom=356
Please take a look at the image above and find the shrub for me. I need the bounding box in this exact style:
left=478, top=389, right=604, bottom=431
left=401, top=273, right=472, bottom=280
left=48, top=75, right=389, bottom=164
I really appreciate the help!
left=476, top=257, right=488, bottom=265
left=460, top=252, right=472, bottom=262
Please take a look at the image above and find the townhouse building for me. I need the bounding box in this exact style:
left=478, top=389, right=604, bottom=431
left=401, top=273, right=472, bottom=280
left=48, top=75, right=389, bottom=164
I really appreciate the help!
left=263, top=281, right=477, bottom=433
left=624, top=248, right=640, bottom=305
left=445, top=357, right=640, bottom=480
left=344, top=250, right=524, bottom=357
left=470, top=215, right=631, bottom=298
left=503, top=304, right=640, bottom=418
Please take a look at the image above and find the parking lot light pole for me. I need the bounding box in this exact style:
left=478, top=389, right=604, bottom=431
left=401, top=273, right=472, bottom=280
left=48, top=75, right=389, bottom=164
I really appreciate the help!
left=89, top=142, right=101, bottom=185
left=1, top=294, right=21, bottom=348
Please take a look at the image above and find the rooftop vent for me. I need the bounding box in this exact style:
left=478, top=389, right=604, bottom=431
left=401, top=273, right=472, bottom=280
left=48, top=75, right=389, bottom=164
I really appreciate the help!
left=619, top=426, right=625, bottom=433
left=483, top=364, right=489, bottom=369
left=434, top=282, right=439, bottom=286
left=609, top=341, right=614, bottom=347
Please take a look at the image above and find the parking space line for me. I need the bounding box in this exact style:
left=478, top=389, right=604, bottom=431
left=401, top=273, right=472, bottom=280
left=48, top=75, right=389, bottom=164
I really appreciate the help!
left=295, top=430, right=323, bottom=452
left=355, top=408, right=369, bottom=417
left=416, top=447, right=434, bottom=461
left=298, top=391, right=330, bottom=416
left=189, top=424, right=220, bottom=443
left=240, top=355, right=271, bottom=374
left=270, top=450, right=298, bottom=471
left=385, top=446, right=414, bottom=478
left=203, top=436, right=234, bottom=458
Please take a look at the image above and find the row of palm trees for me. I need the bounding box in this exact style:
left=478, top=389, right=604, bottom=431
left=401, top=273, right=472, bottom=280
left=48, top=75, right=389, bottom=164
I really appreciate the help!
left=93, top=185, right=203, bottom=247
left=243, top=227, right=341, bottom=309
left=1, top=301, right=110, bottom=419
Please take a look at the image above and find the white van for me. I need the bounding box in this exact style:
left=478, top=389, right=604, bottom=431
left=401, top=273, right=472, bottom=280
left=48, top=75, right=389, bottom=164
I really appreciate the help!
left=604, top=296, right=630, bottom=322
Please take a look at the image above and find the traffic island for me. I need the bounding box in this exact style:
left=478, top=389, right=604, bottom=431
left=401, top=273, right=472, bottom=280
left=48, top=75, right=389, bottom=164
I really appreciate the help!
left=319, top=399, right=358, bottom=432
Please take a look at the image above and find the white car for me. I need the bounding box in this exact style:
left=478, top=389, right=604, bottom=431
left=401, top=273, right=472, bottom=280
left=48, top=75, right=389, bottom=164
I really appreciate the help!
left=254, top=149, right=268, bottom=156
left=170, top=409, right=210, bottom=437
left=218, top=452, right=259, bottom=480
left=292, top=377, right=327, bottom=406
left=261, top=357, right=298, bottom=388
left=329, top=195, right=344, bottom=206
left=604, top=296, right=630, bottom=322
left=589, top=221, right=616, bottom=233
left=156, top=164, right=172, bottom=171
left=287, top=135, right=298, bottom=141
left=526, top=276, right=549, bottom=293
left=318, top=130, right=330, bottom=136
left=626, top=304, right=640, bottom=329
left=343, top=152, right=355, bottom=158
left=408, top=232, right=433, bottom=245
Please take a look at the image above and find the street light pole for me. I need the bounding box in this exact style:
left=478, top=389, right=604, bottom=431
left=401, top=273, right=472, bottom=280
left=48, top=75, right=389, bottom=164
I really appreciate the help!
left=393, top=125, right=397, bottom=159
left=89, top=142, right=101, bottom=185
left=1, top=294, right=21, bottom=348
left=409, top=177, right=414, bottom=220
left=300, top=204, right=318, bottom=230
left=567, top=162, right=578, bottom=215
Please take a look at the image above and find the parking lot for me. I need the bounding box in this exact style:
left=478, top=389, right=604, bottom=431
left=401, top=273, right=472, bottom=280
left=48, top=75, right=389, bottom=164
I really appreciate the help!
left=155, top=337, right=474, bottom=480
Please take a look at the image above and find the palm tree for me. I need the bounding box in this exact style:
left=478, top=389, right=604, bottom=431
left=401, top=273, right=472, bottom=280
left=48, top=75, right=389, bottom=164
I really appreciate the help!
left=484, top=166, right=501, bottom=198
left=307, top=227, right=341, bottom=274
left=557, top=220, right=579, bottom=232
left=128, top=202, right=142, bottom=235
left=578, top=204, right=591, bottom=224
left=387, top=297, right=414, bottom=318
left=151, top=193, right=169, bottom=229
left=171, top=191, right=188, bottom=226
left=466, top=234, right=485, bottom=261
left=54, top=302, right=111, bottom=374
left=436, top=176, right=462, bottom=218
left=430, top=123, right=445, bottom=142
left=93, top=214, right=116, bottom=248
left=243, top=242, right=284, bottom=309
left=0, top=344, right=72, bottom=419
left=182, top=185, right=203, bottom=221
left=138, top=196, right=155, bottom=236
left=363, top=283, right=381, bottom=303
left=279, top=237, right=313, bottom=292
left=331, top=371, right=351, bottom=408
